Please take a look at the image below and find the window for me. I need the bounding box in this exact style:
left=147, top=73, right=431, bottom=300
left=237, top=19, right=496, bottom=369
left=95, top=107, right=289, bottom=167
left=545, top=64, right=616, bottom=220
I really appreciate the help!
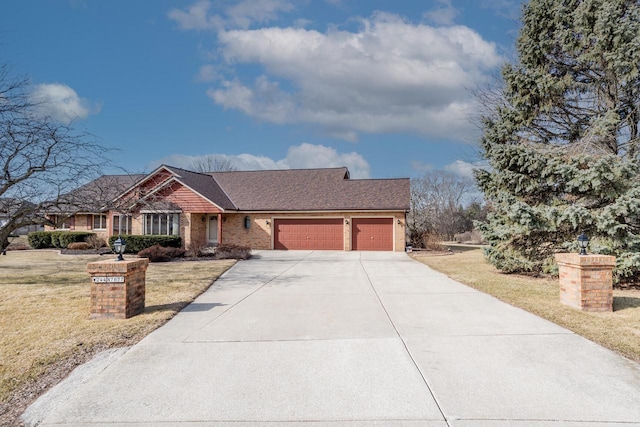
left=112, top=214, right=133, bottom=235
left=51, top=215, right=72, bottom=230
left=143, top=213, right=180, bottom=236
left=93, top=214, right=107, bottom=230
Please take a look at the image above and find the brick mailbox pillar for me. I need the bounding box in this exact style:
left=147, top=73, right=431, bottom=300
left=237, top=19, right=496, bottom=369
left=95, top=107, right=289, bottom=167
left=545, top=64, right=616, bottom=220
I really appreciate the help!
left=87, top=258, right=150, bottom=319
left=555, top=253, right=616, bottom=312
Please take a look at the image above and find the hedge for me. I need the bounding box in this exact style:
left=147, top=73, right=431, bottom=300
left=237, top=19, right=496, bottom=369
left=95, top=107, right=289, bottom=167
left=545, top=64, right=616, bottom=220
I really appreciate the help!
left=27, top=231, right=96, bottom=249
left=27, top=232, right=52, bottom=249
left=108, top=235, right=182, bottom=253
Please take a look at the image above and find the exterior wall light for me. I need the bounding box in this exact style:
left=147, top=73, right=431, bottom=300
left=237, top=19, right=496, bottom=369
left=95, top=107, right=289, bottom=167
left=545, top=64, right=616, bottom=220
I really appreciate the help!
left=266, top=220, right=271, bottom=225
left=345, top=219, right=349, bottom=224
left=397, top=219, right=402, bottom=225
left=113, top=236, right=126, bottom=261
left=577, top=233, right=589, bottom=256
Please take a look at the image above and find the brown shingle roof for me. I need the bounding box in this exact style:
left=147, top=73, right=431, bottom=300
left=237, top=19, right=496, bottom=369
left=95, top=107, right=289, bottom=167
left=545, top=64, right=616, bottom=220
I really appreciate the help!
left=51, top=174, right=146, bottom=213
left=209, top=167, right=409, bottom=211
left=163, top=166, right=236, bottom=210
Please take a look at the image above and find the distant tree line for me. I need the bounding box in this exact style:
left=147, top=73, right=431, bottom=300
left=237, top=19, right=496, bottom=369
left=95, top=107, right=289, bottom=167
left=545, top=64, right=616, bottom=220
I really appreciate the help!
left=408, top=170, right=489, bottom=248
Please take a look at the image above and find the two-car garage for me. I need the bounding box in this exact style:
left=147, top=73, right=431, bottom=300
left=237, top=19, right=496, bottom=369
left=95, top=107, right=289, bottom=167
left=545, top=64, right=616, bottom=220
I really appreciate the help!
left=273, top=217, right=394, bottom=251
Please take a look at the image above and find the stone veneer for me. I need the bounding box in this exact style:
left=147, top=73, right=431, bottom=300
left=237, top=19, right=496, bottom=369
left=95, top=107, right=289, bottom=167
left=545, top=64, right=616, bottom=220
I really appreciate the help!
left=87, top=258, right=149, bottom=319
left=555, top=253, right=616, bottom=312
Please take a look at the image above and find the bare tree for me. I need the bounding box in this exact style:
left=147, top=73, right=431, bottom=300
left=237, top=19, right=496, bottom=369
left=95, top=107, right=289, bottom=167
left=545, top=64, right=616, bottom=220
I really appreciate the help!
left=0, top=66, right=112, bottom=253
left=190, top=155, right=237, bottom=173
left=408, top=170, right=477, bottom=244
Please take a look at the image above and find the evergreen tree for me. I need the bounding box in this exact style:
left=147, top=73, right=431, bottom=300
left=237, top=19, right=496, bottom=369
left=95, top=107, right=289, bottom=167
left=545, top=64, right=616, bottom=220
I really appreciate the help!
left=476, top=0, right=640, bottom=282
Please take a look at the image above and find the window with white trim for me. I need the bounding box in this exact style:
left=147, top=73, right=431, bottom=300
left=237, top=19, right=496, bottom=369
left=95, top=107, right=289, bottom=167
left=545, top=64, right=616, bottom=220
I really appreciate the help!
left=112, top=214, right=133, bottom=235
left=51, top=215, right=72, bottom=230
left=93, top=214, right=107, bottom=230
left=143, top=213, right=180, bottom=236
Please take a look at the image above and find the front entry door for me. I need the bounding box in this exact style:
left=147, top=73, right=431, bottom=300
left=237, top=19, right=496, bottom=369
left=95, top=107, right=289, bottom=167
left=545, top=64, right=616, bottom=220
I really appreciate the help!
left=207, top=215, right=218, bottom=245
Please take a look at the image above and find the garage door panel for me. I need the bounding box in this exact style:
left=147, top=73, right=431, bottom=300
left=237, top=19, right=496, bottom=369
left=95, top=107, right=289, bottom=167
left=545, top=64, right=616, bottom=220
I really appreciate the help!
left=352, top=218, right=394, bottom=251
left=275, top=219, right=343, bottom=250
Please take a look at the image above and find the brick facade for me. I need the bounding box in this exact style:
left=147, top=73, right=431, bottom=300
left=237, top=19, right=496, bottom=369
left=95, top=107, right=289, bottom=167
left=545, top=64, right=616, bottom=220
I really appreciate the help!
left=87, top=258, right=149, bottom=319
left=555, top=253, right=616, bottom=312
left=222, top=211, right=406, bottom=251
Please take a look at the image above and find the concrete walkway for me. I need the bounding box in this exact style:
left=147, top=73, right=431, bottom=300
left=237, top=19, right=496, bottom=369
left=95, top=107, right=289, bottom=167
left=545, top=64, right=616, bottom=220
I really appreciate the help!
left=24, top=251, right=640, bottom=426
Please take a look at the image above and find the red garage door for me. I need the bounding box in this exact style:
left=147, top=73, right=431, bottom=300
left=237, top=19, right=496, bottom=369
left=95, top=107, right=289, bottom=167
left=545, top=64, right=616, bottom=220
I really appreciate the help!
left=274, top=219, right=344, bottom=250
left=352, top=218, right=394, bottom=251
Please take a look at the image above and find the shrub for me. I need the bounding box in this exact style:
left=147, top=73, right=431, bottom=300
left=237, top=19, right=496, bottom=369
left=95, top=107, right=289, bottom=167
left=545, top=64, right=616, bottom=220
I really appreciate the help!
left=86, top=235, right=106, bottom=249
left=137, top=244, right=186, bottom=262
left=67, top=242, right=90, bottom=250
left=453, top=230, right=484, bottom=244
left=412, top=231, right=445, bottom=251
left=187, top=238, right=207, bottom=257
left=214, top=243, right=251, bottom=260
left=108, top=235, right=181, bottom=253
left=28, top=231, right=52, bottom=249
left=54, top=232, right=95, bottom=248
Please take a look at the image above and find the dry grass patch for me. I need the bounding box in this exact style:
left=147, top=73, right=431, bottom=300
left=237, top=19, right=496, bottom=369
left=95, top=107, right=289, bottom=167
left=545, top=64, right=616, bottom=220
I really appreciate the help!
left=411, top=249, right=640, bottom=363
left=0, top=251, right=235, bottom=425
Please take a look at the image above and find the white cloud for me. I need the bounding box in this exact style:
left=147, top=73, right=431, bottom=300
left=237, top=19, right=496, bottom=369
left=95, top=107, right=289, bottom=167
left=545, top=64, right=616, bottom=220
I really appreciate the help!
left=444, top=159, right=477, bottom=179
left=30, top=83, right=96, bottom=124
left=150, top=143, right=371, bottom=178
left=207, top=12, right=502, bottom=142
left=424, top=0, right=460, bottom=25
left=167, top=1, right=222, bottom=30
left=226, top=0, right=294, bottom=29
left=168, top=0, right=293, bottom=31
left=196, top=64, right=219, bottom=82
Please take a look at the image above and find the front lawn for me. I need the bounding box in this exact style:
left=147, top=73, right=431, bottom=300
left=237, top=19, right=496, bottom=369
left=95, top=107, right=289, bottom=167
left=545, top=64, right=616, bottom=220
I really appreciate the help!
left=411, top=249, right=640, bottom=363
left=0, top=251, right=235, bottom=425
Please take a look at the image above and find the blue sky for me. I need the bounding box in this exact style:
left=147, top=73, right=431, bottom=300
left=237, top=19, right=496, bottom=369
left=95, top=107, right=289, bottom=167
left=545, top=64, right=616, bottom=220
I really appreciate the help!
left=1, top=0, right=523, bottom=179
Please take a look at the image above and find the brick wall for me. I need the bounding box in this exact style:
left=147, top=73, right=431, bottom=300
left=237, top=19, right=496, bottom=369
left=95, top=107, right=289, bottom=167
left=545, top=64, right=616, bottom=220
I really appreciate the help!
left=222, top=211, right=407, bottom=251
left=87, top=258, right=149, bottom=319
left=555, top=253, right=616, bottom=312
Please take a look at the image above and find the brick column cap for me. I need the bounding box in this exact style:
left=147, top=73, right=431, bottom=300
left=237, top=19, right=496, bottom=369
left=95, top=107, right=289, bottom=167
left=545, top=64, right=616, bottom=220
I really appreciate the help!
left=555, top=253, right=616, bottom=267
left=87, top=258, right=149, bottom=274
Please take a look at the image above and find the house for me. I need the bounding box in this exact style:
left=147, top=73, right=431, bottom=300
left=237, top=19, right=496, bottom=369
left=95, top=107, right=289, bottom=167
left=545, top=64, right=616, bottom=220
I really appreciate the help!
left=43, top=174, right=145, bottom=239
left=0, top=198, right=43, bottom=235
left=46, top=165, right=410, bottom=252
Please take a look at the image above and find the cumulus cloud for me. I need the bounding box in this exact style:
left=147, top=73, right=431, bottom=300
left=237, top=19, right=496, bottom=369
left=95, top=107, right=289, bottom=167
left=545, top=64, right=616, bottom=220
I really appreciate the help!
left=444, top=159, right=478, bottom=179
left=206, top=12, right=502, bottom=142
left=424, top=0, right=460, bottom=25
left=196, top=64, right=219, bottom=82
left=168, top=0, right=293, bottom=31
left=167, top=1, right=221, bottom=30
left=29, top=83, right=96, bottom=124
left=150, top=143, right=371, bottom=178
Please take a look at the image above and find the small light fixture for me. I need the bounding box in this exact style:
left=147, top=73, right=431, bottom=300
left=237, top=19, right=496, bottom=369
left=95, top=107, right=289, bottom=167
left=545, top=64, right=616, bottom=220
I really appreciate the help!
left=201, top=216, right=206, bottom=223
left=113, top=236, right=126, bottom=261
left=577, top=233, right=589, bottom=256
left=397, top=219, right=402, bottom=225
left=266, top=220, right=271, bottom=225
left=345, top=219, right=349, bottom=225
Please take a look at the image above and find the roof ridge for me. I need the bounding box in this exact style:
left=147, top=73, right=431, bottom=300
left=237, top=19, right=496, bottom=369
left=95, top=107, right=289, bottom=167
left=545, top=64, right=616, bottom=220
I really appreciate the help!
left=210, top=166, right=349, bottom=174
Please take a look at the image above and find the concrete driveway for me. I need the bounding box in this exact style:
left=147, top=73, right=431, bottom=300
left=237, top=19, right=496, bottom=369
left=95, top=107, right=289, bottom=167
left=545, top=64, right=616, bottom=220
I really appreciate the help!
left=24, top=251, right=640, bottom=426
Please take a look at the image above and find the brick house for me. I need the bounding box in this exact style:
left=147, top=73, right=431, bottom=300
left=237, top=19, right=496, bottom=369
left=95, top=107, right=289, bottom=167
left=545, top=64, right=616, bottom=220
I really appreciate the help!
left=46, top=165, right=410, bottom=252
